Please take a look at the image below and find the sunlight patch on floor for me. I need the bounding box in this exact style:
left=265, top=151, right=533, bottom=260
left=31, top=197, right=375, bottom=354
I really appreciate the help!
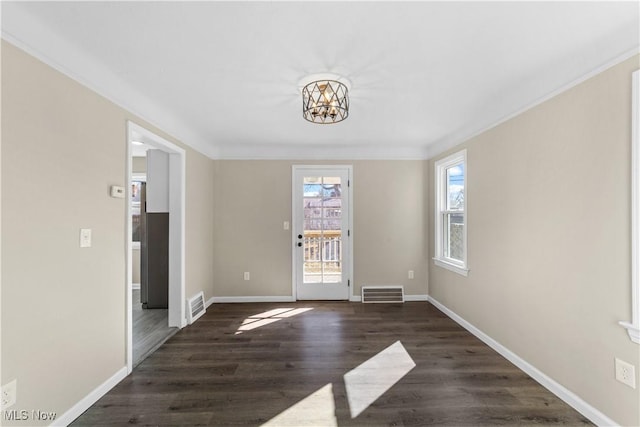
left=261, top=383, right=337, bottom=427
left=343, top=340, right=416, bottom=418
left=235, top=307, right=313, bottom=334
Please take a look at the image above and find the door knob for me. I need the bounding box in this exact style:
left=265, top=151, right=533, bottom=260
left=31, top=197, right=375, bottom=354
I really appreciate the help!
left=297, top=242, right=302, bottom=247
left=297, top=234, right=303, bottom=239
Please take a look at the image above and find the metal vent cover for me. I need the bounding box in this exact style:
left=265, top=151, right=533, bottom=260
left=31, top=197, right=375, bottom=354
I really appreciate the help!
left=187, top=291, right=206, bottom=324
left=361, top=286, right=404, bottom=303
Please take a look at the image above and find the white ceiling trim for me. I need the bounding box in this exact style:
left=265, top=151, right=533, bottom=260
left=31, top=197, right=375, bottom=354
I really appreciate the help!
left=2, top=2, right=638, bottom=161
left=215, top=142, right=428, bottom=161
left=3, top=22, right=425, bottom=161
left=0, top=5, right=219, bottom=159
left=426, top=46, right=640, bottom=159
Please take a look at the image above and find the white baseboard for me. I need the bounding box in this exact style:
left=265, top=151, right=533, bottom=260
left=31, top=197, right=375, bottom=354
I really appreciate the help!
left=404, top=294, right=428, bottom=301
left=350, top=294, right=427, bottom=302
left=208, top=295, right=428, bottom=304
left=209, top=296, right=295, bottom=303
left=206, top=296, right=215, bottom=308
left=427, top=296, right=618, bottom=427
left=51, top=366, right=127, bottom=427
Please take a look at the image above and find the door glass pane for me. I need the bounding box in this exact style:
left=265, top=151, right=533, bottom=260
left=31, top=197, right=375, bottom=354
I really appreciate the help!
left=303, top=176, right=343, bottom=284
left=304, top=198, right=322, bottom=219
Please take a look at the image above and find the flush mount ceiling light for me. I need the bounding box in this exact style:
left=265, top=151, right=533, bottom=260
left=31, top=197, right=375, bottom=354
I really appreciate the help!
left=300, top=73, right=350, bottom=124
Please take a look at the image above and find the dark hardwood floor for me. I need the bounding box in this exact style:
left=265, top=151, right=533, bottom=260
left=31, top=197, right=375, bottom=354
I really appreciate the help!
left=72, top=302, right=592, bottom=426
left=132, top=289, right=178, bottom=367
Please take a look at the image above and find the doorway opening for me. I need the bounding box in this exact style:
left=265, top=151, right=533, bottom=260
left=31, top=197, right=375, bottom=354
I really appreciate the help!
left=126, top=121, right=186, bottom=372
left=292, top=165, right=353, bottom=300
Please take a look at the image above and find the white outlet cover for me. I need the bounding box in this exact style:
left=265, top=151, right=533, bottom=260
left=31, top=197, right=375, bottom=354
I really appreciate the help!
left=2, top=379, right=17, bottom=409
left=615, top=357, right=636, bottom=389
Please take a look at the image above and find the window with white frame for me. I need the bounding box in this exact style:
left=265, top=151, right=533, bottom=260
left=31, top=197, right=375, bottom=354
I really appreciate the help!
left=434, top=150, right=468, bottom=276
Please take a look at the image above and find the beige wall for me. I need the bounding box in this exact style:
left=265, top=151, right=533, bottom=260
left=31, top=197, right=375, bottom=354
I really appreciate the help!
left=185, top=151, right=215, bottom=300
left=1, top=41, right=214, bottom=425
left=132, top=156, right=146, bottom=174
left=428, top=55, right=640, bottom=426
left=4, top=30, right=635, bottom=427
left=212, top=160, right=428, bottom=298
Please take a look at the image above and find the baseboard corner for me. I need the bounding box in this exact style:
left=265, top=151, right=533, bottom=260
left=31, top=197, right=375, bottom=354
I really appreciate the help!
left=404, top=294, right=428, bottom=302
left=426, top=296, right=619, bottom=427
left=51, top=366, right=128, bottom=426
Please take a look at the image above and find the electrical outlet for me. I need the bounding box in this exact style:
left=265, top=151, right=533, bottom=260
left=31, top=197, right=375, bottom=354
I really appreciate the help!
left=1, top=379, right=17, bottom=409
left=243, top=272, right=250, bottom=281
left=615, top=358, right=636, bottom=389
left=408, top=270, right=414, bottom=279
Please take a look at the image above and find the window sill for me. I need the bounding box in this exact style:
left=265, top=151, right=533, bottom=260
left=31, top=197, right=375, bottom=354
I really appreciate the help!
left=433, top=258, right=469, bottom=277
left=619, top=321, right=640, bottom=344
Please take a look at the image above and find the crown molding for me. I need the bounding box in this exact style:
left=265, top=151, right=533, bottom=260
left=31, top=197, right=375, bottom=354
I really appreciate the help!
left=1, top=4, right=217, bottom=159
left=214, top=142, right=429, bottom=160
left=426, top=46, right=640, bottom=160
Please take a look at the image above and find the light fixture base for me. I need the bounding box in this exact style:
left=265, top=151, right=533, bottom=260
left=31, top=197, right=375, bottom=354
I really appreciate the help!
left=298, top=73, right=351, bottom=93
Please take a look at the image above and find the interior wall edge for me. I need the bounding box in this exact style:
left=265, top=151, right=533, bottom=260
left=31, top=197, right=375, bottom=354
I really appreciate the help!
left=49, top=367, right=128, bottom=427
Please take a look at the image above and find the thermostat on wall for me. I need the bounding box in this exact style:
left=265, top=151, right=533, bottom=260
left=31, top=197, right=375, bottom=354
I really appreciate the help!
left=110, top=185, right=125, bottom=198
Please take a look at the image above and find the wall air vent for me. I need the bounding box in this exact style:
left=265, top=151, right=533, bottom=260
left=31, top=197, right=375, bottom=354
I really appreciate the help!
left=187, top=291, right=206, bottom=324
left=361, top=286, right=404, bottom=303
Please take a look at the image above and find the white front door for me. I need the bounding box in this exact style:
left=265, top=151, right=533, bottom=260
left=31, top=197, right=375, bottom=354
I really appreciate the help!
left=293, top=166, right=352, bottom=300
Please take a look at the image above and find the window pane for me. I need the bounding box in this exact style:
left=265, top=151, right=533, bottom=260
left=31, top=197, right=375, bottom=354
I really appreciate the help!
left=446, top=163, right=464, bottom=210
left=321, top=183, right=341, bottom=198
left=445, top=213, right=464, bottom=261
left=303, top=176, right=343, bottom=284
left=303, top=177, right=322, bottom=197
left=304, top=198, right=322, bottom=218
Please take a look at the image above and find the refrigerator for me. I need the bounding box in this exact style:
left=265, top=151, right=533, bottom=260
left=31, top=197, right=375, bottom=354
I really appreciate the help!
left=139, top=182, right=169, bottom=309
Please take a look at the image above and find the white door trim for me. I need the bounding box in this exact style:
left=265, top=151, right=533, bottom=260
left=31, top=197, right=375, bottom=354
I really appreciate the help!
left=291, top=165, right=354, bottom=301
left=126, top=121, right=186, bottom=374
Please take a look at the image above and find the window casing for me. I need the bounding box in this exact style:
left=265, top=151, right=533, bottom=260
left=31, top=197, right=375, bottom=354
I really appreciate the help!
left=620, top=70, right=640, bottom=344
left=434, top=150, right=468, bottom=276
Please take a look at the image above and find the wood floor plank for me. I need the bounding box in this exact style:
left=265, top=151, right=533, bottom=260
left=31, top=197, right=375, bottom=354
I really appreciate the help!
left=71, top=301, right=592, bottom=426
left=132, top=289, right=179, bottom=367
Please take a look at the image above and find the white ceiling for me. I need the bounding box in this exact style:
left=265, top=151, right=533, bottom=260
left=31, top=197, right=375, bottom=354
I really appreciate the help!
left=2, top=1, right=638, bottom=159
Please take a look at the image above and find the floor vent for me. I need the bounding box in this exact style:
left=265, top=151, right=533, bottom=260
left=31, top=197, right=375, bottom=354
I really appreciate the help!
left=361, top=286, right=404, bottom=303
left=187, top=291, right=206, bottom=324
